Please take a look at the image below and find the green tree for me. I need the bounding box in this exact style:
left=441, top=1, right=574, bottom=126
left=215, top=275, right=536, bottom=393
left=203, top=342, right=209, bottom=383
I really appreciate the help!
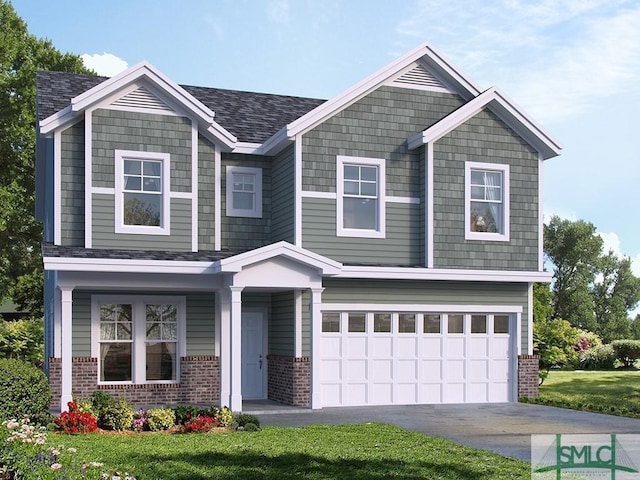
left=544, top=216, right=603, bottom=330
left=591, top=252, right=640, bottom=343
left=0, top=1, right=93, bottom=311
left=533, top=317, right=580, bottom=384
left=533, top=282, right=553, bottom=323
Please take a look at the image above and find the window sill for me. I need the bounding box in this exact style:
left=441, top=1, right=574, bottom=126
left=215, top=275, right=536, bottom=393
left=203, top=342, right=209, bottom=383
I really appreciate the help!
left=337, top=228, right=385, bottom=239
left=465, top=231, right=509, bottom=242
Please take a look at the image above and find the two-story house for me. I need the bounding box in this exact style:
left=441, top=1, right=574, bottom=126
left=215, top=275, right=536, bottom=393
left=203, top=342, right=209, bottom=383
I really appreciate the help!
left=36, top=42, right=560, bottom=412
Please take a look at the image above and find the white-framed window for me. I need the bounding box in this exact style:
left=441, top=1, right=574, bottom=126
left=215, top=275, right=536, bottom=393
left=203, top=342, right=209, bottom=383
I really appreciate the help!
left=114, top=150, right=170, bottom=235
left=336, top=156, right=386, bottom=238
left=91, top=295, right=185, bottom=384
left=226, top=166, right=262, bottom=218
left=465, top=161, right=510, bottom=241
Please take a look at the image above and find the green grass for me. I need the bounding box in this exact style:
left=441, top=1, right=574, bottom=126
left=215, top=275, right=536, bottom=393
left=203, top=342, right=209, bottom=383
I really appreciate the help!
left=55, top=423, right=528, bottom=479
left=534, top=370, right=640, bottom=416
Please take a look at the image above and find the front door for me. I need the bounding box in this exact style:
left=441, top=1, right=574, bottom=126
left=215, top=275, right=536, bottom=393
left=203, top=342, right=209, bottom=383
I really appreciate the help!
left=241, top=311, right=265, bottom=399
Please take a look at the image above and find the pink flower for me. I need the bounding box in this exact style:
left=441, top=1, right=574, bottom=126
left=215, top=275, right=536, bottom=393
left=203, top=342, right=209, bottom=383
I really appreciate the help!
left=51, top=463, right=63, bottom=470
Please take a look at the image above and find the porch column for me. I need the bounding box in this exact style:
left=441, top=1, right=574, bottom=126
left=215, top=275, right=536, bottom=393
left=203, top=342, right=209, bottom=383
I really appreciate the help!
left=218, top=288, right=231, bottom=408
left=59, top=286, right=74, bottom=409
left=309, top=287, right=324, bottom=409
left=229, top=286, right=243, bottom=412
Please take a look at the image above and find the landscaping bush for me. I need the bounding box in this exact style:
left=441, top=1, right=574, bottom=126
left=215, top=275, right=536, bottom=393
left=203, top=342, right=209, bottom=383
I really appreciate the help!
left=611, top=339, right=640, bottom=368
left=55, top=401, right=98, bottom=434
left=101, top=397, right=134, bottom=431
left=579, top=344, right=616, bottom=370
left=0, top=358, right=51, bottom=425
left=204, top=405, right=233, bottom=427
left=182, top=415, right=220, bottom=433
left=233, top=413, right=260, bottom=429
left=174, top=404, right=203, bottom=425
left=146, top=407, right=176, bottom=431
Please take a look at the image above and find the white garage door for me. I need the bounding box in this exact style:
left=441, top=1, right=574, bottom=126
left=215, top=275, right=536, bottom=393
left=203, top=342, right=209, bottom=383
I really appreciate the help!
left=319, top=311, right=513, bottom=407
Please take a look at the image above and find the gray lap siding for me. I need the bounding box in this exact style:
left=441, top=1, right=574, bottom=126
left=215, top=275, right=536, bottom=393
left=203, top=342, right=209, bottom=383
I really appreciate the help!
left=60, top=122, right=85, bottom=246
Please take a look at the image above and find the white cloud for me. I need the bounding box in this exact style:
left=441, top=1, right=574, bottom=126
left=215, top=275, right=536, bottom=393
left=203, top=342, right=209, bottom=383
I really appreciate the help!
left=267, top=0, right=289, bottom=24
left=597, top=231, right=623, bottom=256
left=395, top=0, right=640, bottom=124
left=81, top=53, right=128, bottom=77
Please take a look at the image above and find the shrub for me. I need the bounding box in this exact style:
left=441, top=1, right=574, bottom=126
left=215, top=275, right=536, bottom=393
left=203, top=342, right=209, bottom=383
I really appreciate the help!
left=100, top=398, right=133, bottom=431
left=579, top=344, right=616, bottom=370
left=611, top=340, right=640, bottom=368
left=55, top=401, right=98, bottom=434
left=204, top=406, right=233, bottom=427
left=90, top=390, right=116, bottom=428
left=182, top=415, right=220, bottom=433
left=0, top=358, right=51, bottom=425
left=243, top=422, right=259, bottom=432
left=146, top=408, right=176, bottom=431
left=0, top=318, right=44, bottom=367
left=174, top=405, right=203, bottom=425
left=234, top=413, right=260, bottom=429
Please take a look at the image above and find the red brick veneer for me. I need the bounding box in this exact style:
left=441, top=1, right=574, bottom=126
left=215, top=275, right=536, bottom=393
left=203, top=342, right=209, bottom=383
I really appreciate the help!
left=267, top=355, right=310, bottom=406
left=48, top=356, right=220, bottom=411
left=517, top=354, right=539, bottom=399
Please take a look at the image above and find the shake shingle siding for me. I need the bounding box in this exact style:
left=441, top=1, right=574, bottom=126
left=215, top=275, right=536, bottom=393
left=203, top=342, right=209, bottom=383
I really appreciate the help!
left=432, top=108, right=539, bottom=271
left=220, top=153, right=272, bottom=250
left=301, top=87, right=463, bottom=194
left=198, top=136, right=216, bottom=250
left=60, top=122, right=85, bottom=246
left=271, top=145, right=295, bottom=244
left=270, top=292, right=295, bottom=356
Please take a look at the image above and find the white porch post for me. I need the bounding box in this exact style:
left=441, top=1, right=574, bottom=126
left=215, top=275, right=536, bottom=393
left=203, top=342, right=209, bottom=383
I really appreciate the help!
left=218, top=288, right=231, bottom=408
left=310, top=287, right=324, bottom=409
left=229, top=286, right=243, bottom=412
left=59, top=286, right=74, bottom=408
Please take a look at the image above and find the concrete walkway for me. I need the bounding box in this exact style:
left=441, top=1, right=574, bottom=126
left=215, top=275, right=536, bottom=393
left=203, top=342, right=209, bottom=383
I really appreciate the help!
left=252, top=402, right=640, bottom=461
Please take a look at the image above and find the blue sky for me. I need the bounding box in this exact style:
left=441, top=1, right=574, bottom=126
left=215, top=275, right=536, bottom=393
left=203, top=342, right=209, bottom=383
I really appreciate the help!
left=13, top=0, right=640, bottom=276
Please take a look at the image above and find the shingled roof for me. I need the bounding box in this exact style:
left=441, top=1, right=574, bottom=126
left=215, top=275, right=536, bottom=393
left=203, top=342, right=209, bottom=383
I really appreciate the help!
left=36, top=71, right=326, bottom=144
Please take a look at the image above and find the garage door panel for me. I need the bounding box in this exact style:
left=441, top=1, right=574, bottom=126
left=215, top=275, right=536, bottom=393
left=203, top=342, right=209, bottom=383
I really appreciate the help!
left=397, top=359, right=417, bottom=382
left=346, top=337, right=367, bottom=357
left=489, top=382, right=510, bottom=402
left=493, top=337, right=510, bottom=355
left=470, top=337, right=489, bottom=357
left=422, top=383, right=442, bottom=403
left=346, top=359, right=367, bottom=381
left=444, top=383, right=465, bottom=403
left=372, top=337, right=393, bottom=356
left=321, top=337, right=341, bottom=356
left=372, top=359, right=393, bottom=381
left=398, top=337, right=418, bottom=358
left=446, top=337, right=465, bottom=356
left=492, top=359, right=510, bottom=380
left=422, top=337, right=442, bottom=357
left=345, top=383, right=367, bottom=405
left=469, top=382, right=489, bottom=402
left=446, top=359, right=465, bottom=379
left=321, top=359, right=342, bottom=381
left=372, top=383, right=393, bottom=404
left=322, top=384, right=342, bottom=407
left=397, top=383, right=418, bottom=404
left=469, top=359, right=488, bottom=379
left=422, top=359, right=442, bottom=381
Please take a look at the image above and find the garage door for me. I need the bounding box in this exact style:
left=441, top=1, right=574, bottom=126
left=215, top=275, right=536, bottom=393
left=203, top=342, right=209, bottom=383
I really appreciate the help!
left=319, top=311, right=513, bottom=406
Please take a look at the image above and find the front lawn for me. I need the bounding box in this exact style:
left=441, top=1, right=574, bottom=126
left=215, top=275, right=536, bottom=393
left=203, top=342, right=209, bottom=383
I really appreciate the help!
left=57, top=423, right=528, bottom=479
left=532, top=370, right=640, bottom=416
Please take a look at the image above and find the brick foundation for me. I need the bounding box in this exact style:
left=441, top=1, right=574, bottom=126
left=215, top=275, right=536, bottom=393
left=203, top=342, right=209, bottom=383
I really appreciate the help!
left=517, top=354, right=539, bottom=399
left=267, top=355, right=310, bottom=406
left=48, top=356, right=220, bottom=411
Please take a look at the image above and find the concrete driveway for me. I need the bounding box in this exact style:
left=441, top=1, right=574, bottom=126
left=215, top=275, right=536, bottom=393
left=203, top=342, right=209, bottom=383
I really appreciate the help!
left=255, top=402, right=640, bottom=461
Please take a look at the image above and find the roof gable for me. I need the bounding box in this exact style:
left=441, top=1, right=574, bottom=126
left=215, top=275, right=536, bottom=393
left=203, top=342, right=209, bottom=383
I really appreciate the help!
left=407, top=87, right=562, bottom=160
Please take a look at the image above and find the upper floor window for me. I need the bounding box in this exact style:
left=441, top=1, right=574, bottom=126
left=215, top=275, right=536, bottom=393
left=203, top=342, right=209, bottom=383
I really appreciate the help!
left=115, top=150, right=170, bottom=235
left=336, top=156, right=386, bottom=238
left=226, top=166, right=262, bottom=218
left=465, top=162, right=510, bottom=241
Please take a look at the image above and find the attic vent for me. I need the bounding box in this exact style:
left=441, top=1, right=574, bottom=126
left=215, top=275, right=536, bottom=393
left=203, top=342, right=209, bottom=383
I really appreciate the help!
left=390, top=63, right=451, bottom=92
left=111, top=86, right=173, bottom=112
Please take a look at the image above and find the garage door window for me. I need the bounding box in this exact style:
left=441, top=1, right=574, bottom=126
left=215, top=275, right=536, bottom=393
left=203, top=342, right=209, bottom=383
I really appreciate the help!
left=424, top=314, right=441, bottom=333
left=471, top=315, right=487, bottom=334
left=447, top=314, right=464, bottom=334
left=322, top=313, right=340, bottom=333
left=399, top=314, right=416, bottom=333
left=374, top=313, right=391, bottom=333
left=348, top=313, right=366, bottom=333
left=494, top=315, right=510, bottom=334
